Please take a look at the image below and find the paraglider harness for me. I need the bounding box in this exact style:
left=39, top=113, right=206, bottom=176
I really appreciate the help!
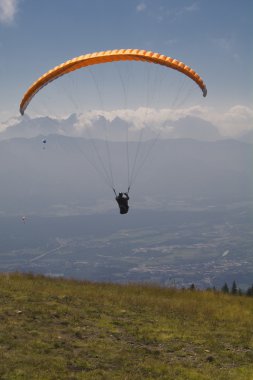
left=114, top=187, right=130, bottom=215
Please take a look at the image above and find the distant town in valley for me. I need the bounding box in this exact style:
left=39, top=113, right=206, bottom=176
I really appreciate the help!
left=1, top=200, right=252, bottom=290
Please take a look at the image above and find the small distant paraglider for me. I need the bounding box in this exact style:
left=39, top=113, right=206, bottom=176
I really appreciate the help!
left=21, top=216, right=26, bottom=224
left=42, top=139, right=47, bottom=149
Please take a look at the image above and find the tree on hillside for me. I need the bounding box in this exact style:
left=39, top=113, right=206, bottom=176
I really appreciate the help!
left=246, top=284, right=253, bottom=297
left=231, top=280, right=238, bottom=295
left=221, top=282, right=229, bottom=293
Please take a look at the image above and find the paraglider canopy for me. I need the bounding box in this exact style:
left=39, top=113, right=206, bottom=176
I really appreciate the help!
left=19, top=49, right=207, bottom=115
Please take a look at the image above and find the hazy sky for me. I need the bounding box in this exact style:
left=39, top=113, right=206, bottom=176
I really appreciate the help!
left=0, top=0, right=252, bottom=134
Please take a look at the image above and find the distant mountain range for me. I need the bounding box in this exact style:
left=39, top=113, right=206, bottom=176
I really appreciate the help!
left=2, top=111, right=253, bottom=143
left=0, top=113, right=222, bottom=142
left=0, top=118, right=252, bottom=216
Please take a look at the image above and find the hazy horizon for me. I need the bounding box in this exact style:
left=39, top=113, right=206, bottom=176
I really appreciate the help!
left=0, top=1, right=252, bottom=289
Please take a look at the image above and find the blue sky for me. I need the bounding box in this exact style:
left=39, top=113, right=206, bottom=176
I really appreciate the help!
left=0, top=0, right=252, bottom=135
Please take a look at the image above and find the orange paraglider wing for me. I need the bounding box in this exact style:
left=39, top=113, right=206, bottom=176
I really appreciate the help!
left=20, top=49, right=207, bottom=115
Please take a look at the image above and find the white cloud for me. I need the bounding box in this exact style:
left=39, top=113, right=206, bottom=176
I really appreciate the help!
left=136, top=2, right=146, bottom=12
left=0, top=0, right=18, bottom=24
left=183, top=2, right=199, bottom=13
left=136, top=2, right=193, bottom=22
left=73, top=105, right=253, bottom=138
left=182, top=104, right=253, bottom=137
left=0, top=113, right=20, bottom=131
left=149, top=2, right=199, bottom=22
left=219, top=105, right=253, bottom=136
left=2, top=105, right=252, bottom=140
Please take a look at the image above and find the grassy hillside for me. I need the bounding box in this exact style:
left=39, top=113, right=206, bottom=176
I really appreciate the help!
left=0, top=273, right=252, bottom=380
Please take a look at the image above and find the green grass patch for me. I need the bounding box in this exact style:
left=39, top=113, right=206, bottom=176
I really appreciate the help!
left=0, top=273, right=252, bottom=379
